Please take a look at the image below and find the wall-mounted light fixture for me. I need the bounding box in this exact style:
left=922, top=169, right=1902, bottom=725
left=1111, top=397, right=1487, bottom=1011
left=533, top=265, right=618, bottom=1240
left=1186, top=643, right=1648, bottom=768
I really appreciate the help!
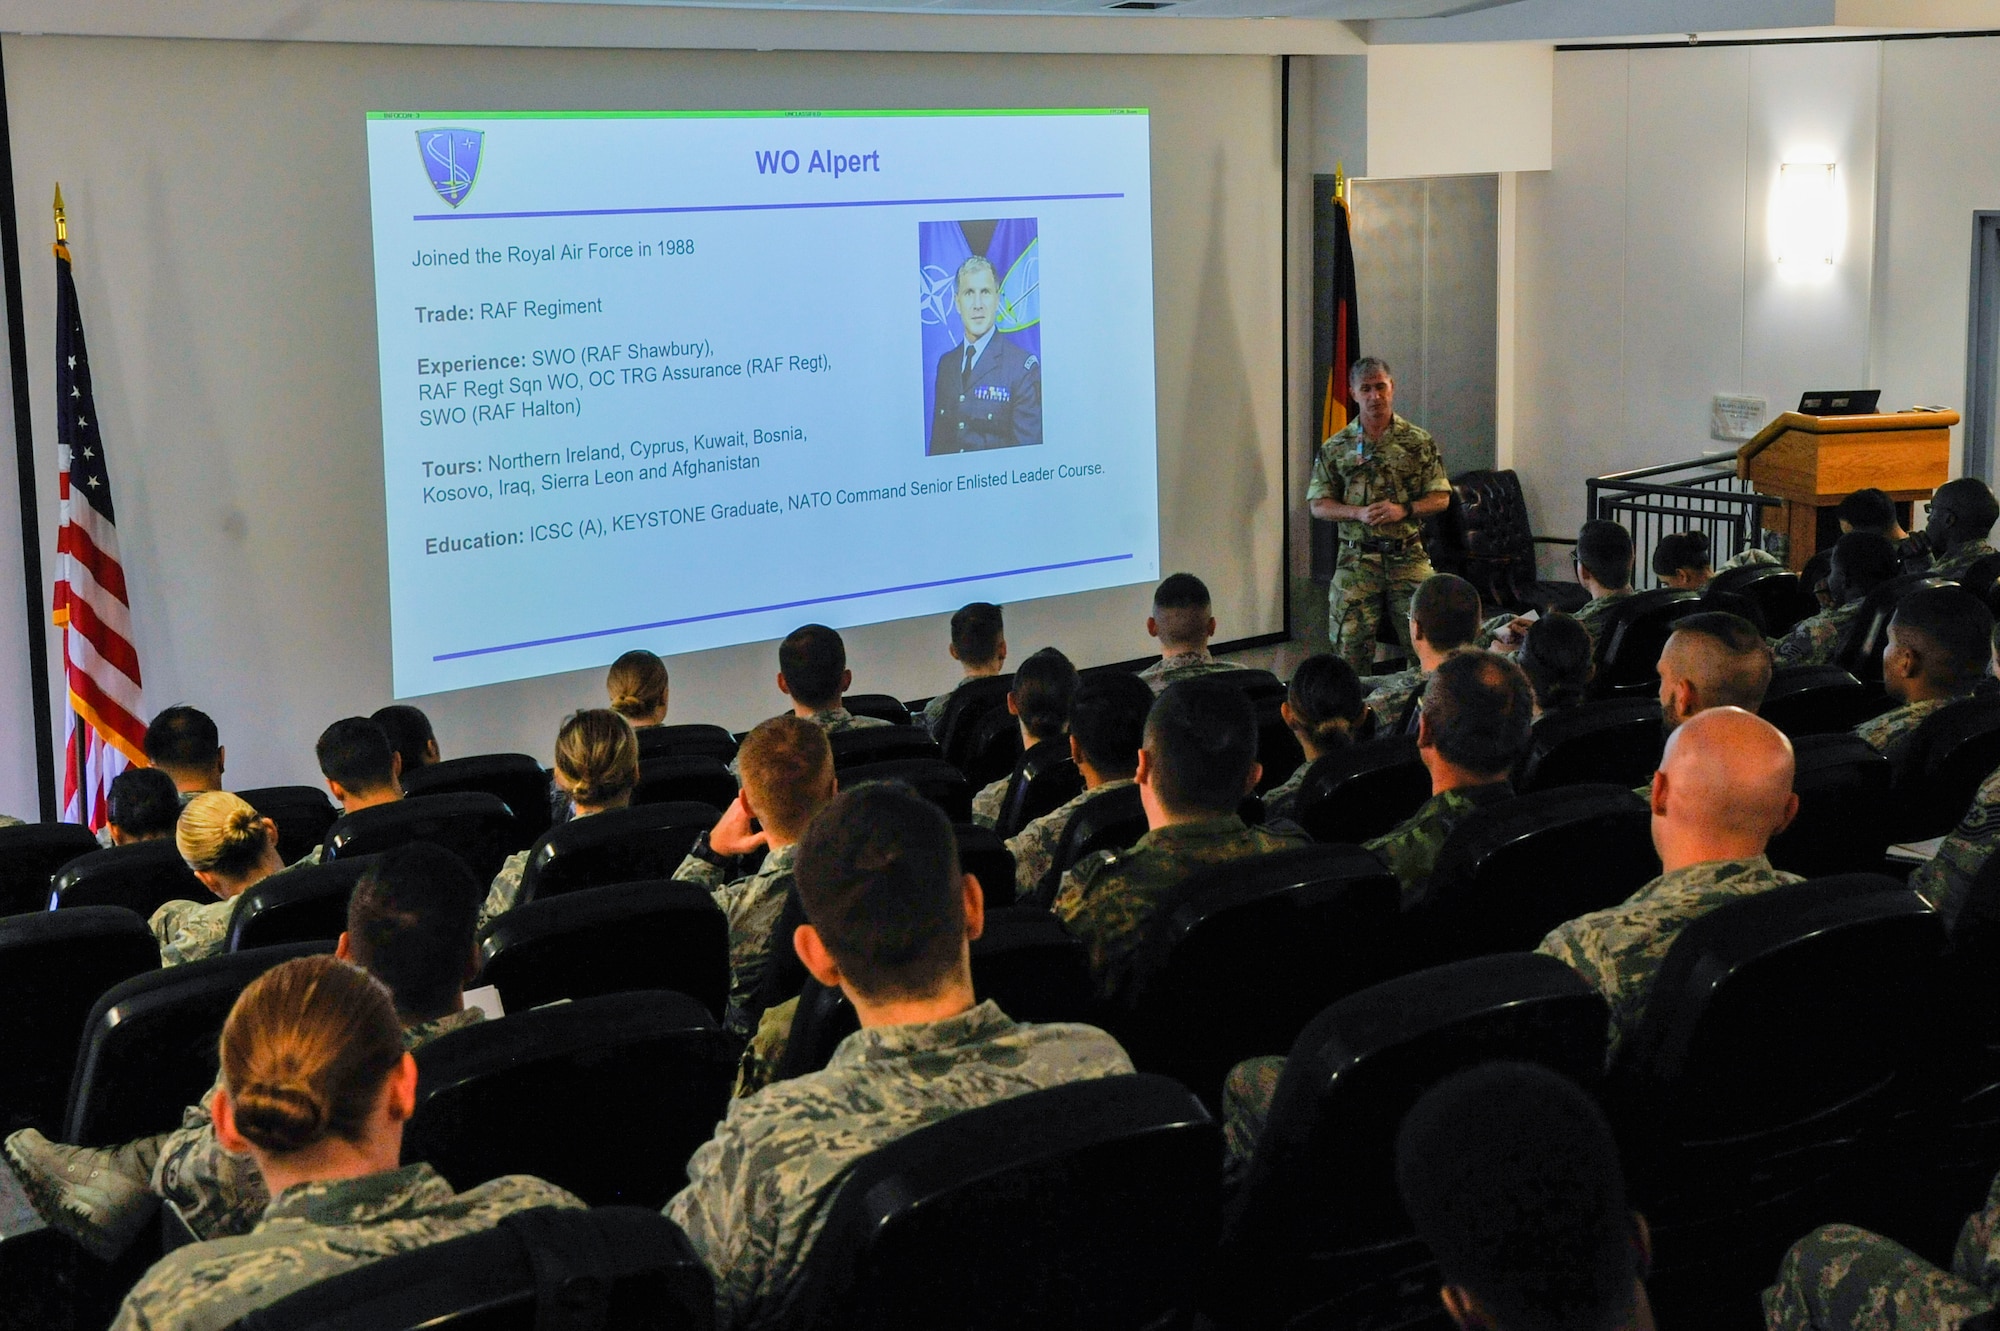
left=1774, top=161, right=1839, bottom=266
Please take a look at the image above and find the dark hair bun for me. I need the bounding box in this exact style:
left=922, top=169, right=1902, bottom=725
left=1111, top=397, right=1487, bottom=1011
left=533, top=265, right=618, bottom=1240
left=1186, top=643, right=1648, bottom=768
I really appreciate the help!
left=232, top=1080, right=330, bottom=1154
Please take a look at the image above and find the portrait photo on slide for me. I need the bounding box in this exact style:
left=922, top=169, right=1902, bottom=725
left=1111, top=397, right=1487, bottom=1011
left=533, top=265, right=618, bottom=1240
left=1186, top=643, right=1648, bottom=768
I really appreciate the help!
left=922, top=217, right=1042, bottom=456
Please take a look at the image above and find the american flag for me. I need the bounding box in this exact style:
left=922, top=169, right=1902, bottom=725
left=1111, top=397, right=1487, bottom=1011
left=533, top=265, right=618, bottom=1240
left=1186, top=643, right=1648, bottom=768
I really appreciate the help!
left=51, top=223, right=144, bottom=829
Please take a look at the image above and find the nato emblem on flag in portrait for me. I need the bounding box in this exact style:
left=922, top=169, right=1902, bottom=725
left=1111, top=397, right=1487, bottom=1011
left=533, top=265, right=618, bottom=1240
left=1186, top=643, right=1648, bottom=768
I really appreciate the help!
left=417, top=128, right=484, bottom=209
left=921, top=218, right=1042, bottom=456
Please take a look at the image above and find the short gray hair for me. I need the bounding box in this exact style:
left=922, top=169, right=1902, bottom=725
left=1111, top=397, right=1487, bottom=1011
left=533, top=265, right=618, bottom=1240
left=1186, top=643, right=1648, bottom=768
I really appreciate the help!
left=1349, top=356, right=1393, bottom=389
left=955, top=255, right=999, bottom=291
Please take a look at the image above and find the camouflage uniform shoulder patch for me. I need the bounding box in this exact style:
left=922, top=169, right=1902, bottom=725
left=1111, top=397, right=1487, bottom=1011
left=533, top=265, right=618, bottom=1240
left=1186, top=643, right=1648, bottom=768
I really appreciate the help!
left=149, top=895, right=237, bottom=968
left=476, top=849, right=532, bottom=932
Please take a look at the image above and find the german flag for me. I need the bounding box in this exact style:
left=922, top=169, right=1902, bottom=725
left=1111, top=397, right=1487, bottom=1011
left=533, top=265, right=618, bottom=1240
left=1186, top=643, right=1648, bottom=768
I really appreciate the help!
left=1321, top=179, right=1361, bottom=440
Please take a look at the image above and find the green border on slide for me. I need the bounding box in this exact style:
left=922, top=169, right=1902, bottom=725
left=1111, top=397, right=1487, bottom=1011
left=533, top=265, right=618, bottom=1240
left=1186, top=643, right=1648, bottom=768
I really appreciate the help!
left=370, top=108, right=1146, bottom=120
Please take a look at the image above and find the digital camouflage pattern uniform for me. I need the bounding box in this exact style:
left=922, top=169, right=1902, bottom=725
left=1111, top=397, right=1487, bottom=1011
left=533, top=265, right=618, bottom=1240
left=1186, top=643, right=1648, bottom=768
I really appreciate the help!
left=1365, top=782, right=1516, bottom=911
left=148, top=896, right=237, bottom=968
left=1309, top=415, right=1451, bottom=676
left=1855, top=697, right=1964, bottom=764
left=1931, top=539, right=1999, bottom=583
left=476, top=848, right=533, bottom=931
left=1137, top=650, right=1249, bottom=695
left=920, top=678, right=985, bottom=738
left=1537, top=855, right=1802, bottom=1059
left=1006, top=778, right=1136, bottom=899
left=1053, top=815, right=1310, bottom=1006
left=1476, top=589, right=1636, bottom=653
left=110, top=1163, right=582, bottom=1331
left=1772, top=599, right=1864, bottom=669
left=665, top=1000, right=1132, bottom=1331
left=674, top=839, right=800, bottom=1036
left=1911, top=766, right=2000, bottom=932
left=1258, top=766, right=1312, bottom=828
left=971, top=777, right=1009, bottom=830
left=1363, top=666, right=1429, bottom=735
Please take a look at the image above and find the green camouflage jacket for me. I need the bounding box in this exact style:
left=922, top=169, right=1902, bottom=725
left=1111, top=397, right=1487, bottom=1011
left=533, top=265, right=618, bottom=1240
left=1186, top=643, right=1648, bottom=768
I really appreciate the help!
left=476, top=848, right=533, bottom=931
left=665, top=1000, right=1132, bottom=1331
left=1477, top=589, right=1635, bottom=651
left=1306, top=415, right=1450, bottom=546
left=1771, top=598, right=1862, bottom=669
left=113, top=1163, right=580, bottom=1331
left=1006, top=778, right=1137, bottom=899
left=1717, top=547, right=1783, bottom=573
left=1053, top=815, right=1310, bottom=1005
left=1137, top=651, right=1249, bottom=694
left=1258, top=766, right=1310, bottom=827
left=1931, top=539, right=1998, bottom=583
left=675, top=842, right=800, bottom=1036
left=149, top=895, right=237, bottom=968
left=1854, top=696, right=1962, bottom=763
left=1365, top=782, right=1516, bottom=910
left=1537, top=855, right=1802, bottom=1059
left=971, top=777, right=1009, bottom=830
left=1911, top=765, right=2000, bottom=931
left=1363, top=666, right=1428, bottom=734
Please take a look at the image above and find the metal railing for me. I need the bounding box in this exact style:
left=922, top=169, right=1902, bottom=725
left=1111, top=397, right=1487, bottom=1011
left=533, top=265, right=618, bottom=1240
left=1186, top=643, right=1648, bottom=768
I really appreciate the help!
left=1587, top=454, right=1783, bottom=590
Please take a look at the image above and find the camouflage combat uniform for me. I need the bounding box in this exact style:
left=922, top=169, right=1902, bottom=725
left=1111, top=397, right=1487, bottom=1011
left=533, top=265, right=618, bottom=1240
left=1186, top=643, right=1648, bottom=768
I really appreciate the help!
left=1537, top=855, right=1802, bottom=1059
left=1363, top=666, right=1429, bottom=735
left=1477, top=589, right=1635, bottom=652
left=1931, top=539, right=1998, bottom=583
left=476, top=848, right=533, bottom=931
left=111, top=1163, right=582, bottom=1331
left=1365, top=782, right=1516, bottom=910
left=1137, top=650, right=1248, bottom=694
left=1053, top=815, right=1309, bottom=1005
left=1718, top=547, right=1784, bottom=574
left=1007, top=779, right=1136, bottom=898
left=1911, top=767, right=2000, bottom=932
left=971, top=777, right=1009, bottom=830
left=1310, top=416, right=1451, bottom=676
left=149, top=895, right=238, bottom=968
left=675, top=840, right=800, bottom=1036
left=1855, top=697, right=1963, bottom=763
left=1772, top=598, right=1864, bottom=669
left=1258, top=766, right=1311, bottom=827
left=664, top=999, right=1132, bottom=1331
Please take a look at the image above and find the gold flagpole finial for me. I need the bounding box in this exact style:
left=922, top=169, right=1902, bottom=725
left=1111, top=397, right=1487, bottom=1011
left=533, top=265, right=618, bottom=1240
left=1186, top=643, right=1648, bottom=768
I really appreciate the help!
left=1334, top=161, right=1346, bottom=204
left=53, top=185, right=65, bottom=244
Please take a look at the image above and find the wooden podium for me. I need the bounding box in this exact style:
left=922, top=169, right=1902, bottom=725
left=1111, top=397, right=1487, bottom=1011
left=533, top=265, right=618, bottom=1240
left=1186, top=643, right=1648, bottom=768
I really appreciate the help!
left=1735, top=409, right=1957, bottom=571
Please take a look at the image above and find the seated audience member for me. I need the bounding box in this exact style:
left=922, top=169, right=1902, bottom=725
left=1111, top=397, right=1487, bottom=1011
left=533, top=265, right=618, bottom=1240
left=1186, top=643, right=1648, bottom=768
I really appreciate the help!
left=5, top=844, right=487, bottom=1257
left=145, top=705, right=225, bottom=797
left=1009, top=672, right=1156, bottom=900
left=1364, top=651, right=1532, bottom=910
left=666, top=783, right=1132, bottom=1330
left=970, top=647, right=1079, bottom=829
left=606, top=648, right=670, bottom=729
left=1363, top=573, right=1482, bottom=734
left=674, top=715, right=836, bottom=1036
left=291, top=717, right=406, bottom=869
left=1920, top=476, right=2000, bottom=582
left=1053, top=677, right=1306, bottom=1005
left=1911, top=625, right=2000, bottom=930
left=481, top=708, right=637, bottom=926
left=772, top=624, right=890, bottom=734
left=1397, top=1063, right=1658, bottom=1331
left=1261, top=654, right=1367, bottom=824
left=369, top=704, right=439, bottom=776
left=1854, top=586, right=1993, bottom=761
left=1772, top=531, right=1900, bottom=668
left=920, top=602, right=1007, bottom=737
left=1538, top=706, right=1800, bottom=1057
left=1487, top=520, right=1637, bottom=651
left=1137, top=573, right=1248, bottom=692
left=1840, top=486, right=1910, bottom=544
left=1660, top=612, right=1771, bottom=734
left=1654, top=530, right=1782, bottom=592
left=1518, top=612, right=1593, bottom=718
left=104, top=767, right=183, bottom=846
left=107, top=954, right=579, bottom=1331
left=151, top=792, right=288, bottom=967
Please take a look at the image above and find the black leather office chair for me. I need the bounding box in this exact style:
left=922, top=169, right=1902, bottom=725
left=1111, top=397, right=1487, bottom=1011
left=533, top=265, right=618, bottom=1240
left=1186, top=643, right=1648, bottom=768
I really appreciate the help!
left=47, top=839, right=205, bottom=916
left=475, top=880, right=728, bottom=1018
left=633, top=755, right=737, bottom=812
left=1766, top=734, right=1894, bottom=878
left=1288, top=737, right=1431, bottom=845
left=1435, top=468, right=1592, bottom=616
left=237, top=786, right=340, bottom=868
left=0, top=821, right=101, bottom=916
left=514, top=801, right=719, bottom=904
left=225, top=857, right=377, bottom=952
left=323, top=793, right=516, bottom=884
left=1516, top=697, right=1665, bottom=793
left=0, top=906, right=157, bottom=1139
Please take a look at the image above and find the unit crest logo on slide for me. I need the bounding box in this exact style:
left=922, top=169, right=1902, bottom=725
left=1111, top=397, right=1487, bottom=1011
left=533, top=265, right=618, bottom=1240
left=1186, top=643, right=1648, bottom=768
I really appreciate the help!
left=417, top=129, right=484, bottom=208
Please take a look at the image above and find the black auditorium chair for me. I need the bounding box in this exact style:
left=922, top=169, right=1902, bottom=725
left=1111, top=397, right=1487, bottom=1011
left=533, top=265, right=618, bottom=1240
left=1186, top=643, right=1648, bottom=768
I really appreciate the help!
left=405, top=990, right=737, bottom=1208
left=1766, top=734, right=1894, bottom=878
left=1609, top=876, right=1948, bottom=1288
left=323, top=792, right=516, bottom=884
left=514, top=801, right=719, bottom=905
left=954, top=706, right=1025, bottom=789
left=827, top=725, right=940, bottom=770
left=1434, top=468, right=1592, bottom=616
left=1961, top=551, right=2000, bottom=600
left=842, top=693, right=913, bottom=727
left=935, top=674, right=1014, bottom=760
left=232, top=1206, right=715, bottom=1331
left=64, top=941, right=333, bottom=1146
left=1886, top=696, right=2000, bottom=842
left=633, top=755, right=737, bottom=812
left=475, top=880, right=728, bottom=1018
left=1413, top=784, right=1656, bottom=963
left=1213, top=953, right=1609, bottom=1330
left=953, top=825, right=1018, bottom=909
left=838, top=759, right=971, bottom=823
left=636, top=723, right=737, bottom=764
left=1288, top=737, right=1431, bottom=844
left=1707, top=564, right=1820, bottom=636
left=1590, top=589, right=1702, bottom=696
left=237, top=786, right=339, bottom=868
left=1032, top=783, right=1148, bottom=906
left=225, top=857, right=377, bottom=952
left=784, top=1075, right=1220, bottom=1331
left=402, top=754, right=551, bottom=853
left=1111, top=845, right=1402, bottom=1106
left=1253, top=694, right=1308, bottom=795
left=0, top=821, right=101, bottom=916
left=1760, top=664, right=1881, bottom=737
left=1836, top=574, right=1952, bottom=684
left=0, top=907, right=158, bottom=1139
left=47, top=839, right=205, bottom=916
left=992, top=739, right=1084, bottom=841
left=1516, top=697, right=1665, bottom=793
left=1220, top=668, right=1288, bottom=705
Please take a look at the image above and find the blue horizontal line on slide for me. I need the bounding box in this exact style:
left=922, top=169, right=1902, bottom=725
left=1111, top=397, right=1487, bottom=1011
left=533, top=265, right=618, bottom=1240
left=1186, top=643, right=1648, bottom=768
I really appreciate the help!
left=413, top=191, right=1122, bottom=222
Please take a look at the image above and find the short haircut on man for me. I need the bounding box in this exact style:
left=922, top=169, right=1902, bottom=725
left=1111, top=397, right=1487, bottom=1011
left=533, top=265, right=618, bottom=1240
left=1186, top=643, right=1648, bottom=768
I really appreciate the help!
left=795, top=783, right=965, bottom=1001
left=950, top=602, right=1005, bottom=666
left=316, top=717, right=398, bottom=793
left=1936, top=477, right=2000, bottom=540
left=1892, top=586, right=1996, bottom=690
left=1145, top=677, right=1257, bottom=815
left=1153, top=572, right=1215, bottom=648
left=145, top=706, right=219, bottom=771
left=1576, top=520, right=1634, bottom=590
left=779, top=624, right=848, bottom=709
left=1411, top=574, right=1482, bottom=651
left=1422, top=651, right=1534, bottom=776
left=1069, top=673, right=1154, bottom=778
left=955, top=254, right=998, bottom=291
left=1831, top=530, right=1900, bottom=593
left=370, top=705, right=435, bottom=775
left=345, top=842, right=482, bottom=1022
left=1667, top=611, right=1772, bottom=711
left=735, top=714, right=834, bottom=837
left=1396, top=1062, right=1639, bottom=1331
left=1349, top=355, right=1393, bottom=388
left=1650, top=531, right=1711, bottom=579
left=1837, top=487, right=1897, bottom=533
left=1012, top=647, right=1079, bottom=742
left=108, top=766, right=182, bottom=839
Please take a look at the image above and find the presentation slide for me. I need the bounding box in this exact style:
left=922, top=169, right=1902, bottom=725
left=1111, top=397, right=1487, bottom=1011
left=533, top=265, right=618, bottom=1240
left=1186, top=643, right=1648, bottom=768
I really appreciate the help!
left=365, top=108, right=1161, bottom=697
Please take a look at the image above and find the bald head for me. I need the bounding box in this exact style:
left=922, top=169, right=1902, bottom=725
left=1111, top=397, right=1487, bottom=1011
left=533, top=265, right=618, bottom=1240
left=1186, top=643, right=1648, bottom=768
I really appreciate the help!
left=1652, top=707, right=1798, bottom=871
left=1658, top=612, right=1772, bottom=732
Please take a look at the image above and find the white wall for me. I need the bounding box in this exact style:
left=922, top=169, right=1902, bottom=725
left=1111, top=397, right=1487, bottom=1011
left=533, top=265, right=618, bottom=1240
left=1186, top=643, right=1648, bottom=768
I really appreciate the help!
left=1307, top=43, right=1553, bottom=178
left=0, top=287, right=41, bottom=820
